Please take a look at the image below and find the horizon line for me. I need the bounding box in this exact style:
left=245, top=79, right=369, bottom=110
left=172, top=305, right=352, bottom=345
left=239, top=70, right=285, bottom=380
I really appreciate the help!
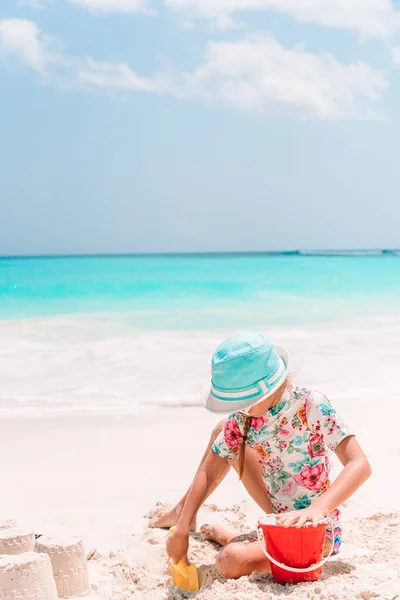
left=1, top=248, right=399, bottom=260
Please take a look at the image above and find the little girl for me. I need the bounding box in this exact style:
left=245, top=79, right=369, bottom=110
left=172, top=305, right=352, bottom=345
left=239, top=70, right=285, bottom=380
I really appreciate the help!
left=152, top=332, right=371, bottom=579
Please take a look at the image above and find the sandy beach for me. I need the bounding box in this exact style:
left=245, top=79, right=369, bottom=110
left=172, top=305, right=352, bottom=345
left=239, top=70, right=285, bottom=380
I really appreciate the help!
left=2, top=0, right=400, bottom=590
left=0, top=315, right=399, bottom=598
left=0, top=390, right=399, bottom=599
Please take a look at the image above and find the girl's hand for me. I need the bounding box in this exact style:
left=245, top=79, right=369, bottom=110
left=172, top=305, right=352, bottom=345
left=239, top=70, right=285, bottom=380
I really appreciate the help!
left=276, top=506, right=327, bottom=527
left=166, top=528, right=190, bottom=565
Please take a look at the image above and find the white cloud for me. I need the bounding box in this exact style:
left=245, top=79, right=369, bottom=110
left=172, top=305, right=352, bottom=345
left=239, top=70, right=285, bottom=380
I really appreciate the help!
left=179, top=36, right=387, bottom=119
left=76, top=58, right=160, bottom=91
left=67, top=0, right=154, bottom=14
left=76, top=35, right=388, bottom=120
left=391, top=46, right=400, bottom=65
left=0, top=20, right=387, bottom=120
left=164, top=0, right=400, bottom=38
left=0, top=18, right=53, bottom=70
left=19, top=0, right=52, bottom=10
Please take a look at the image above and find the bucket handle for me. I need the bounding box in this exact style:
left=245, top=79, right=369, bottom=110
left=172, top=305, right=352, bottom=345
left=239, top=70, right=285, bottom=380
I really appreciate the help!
left=257, top=518, right=334, bottom=574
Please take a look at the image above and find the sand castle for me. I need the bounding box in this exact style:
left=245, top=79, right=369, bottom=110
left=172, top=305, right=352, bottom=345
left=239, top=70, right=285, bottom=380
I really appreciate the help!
left=35, top=537, right=90, bottom=598
left=0, top=520, right=94, bottom=600
left=0, top=528, right=35, bottom=555
left=0, top=553, right=58, bottom=600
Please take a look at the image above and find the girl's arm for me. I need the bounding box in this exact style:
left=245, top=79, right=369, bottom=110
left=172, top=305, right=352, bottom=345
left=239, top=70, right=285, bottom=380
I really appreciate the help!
left=278, top=436, right=371, bottom=526
left=166, top=451, right=228, bottom=565
left=313, top=436, right=371, bottom=515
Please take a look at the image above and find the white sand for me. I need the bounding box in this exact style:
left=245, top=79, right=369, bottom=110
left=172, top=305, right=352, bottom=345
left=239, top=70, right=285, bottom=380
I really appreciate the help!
left=0, top=316, right=399, bottom=599
left=0, top=528, right=35, bottom=555
left=0, top=401, right=399, bottom=600
left=35, top=535, right=90, bottom=598
left=0, top=520, right=17, bottom=531
left=0, top=552, right=58, bottom=600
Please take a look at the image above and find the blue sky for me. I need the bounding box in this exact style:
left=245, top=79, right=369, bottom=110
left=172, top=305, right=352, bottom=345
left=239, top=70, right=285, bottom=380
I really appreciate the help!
left=1, top=0, right=400, bottom=255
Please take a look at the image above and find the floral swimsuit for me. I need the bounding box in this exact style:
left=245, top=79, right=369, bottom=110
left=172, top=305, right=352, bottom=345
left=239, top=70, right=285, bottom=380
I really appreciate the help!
left=212, top=383, right=353, bottom=554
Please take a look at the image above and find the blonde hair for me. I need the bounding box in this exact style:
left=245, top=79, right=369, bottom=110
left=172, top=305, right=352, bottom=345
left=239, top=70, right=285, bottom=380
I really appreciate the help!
left=237, top=376, right=292, bottom=479
left=238, top=414, right=251, bottom=480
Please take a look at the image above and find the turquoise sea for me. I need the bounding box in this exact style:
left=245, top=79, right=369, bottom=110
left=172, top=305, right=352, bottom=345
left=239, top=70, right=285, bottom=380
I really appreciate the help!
left=1, top=252, right=400, bottom=328
left=1, top=251, right=400, bottom=414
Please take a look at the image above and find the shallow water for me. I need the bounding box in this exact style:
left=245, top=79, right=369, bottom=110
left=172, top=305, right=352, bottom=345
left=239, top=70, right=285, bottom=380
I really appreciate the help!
left=1, top=253, right=399, bottom=414
left=1, top=253, right=400, bottom=328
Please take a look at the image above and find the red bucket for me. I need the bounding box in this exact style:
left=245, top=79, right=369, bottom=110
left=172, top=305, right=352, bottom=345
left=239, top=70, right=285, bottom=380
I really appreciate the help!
left=257, top=515, right=333, bottom=585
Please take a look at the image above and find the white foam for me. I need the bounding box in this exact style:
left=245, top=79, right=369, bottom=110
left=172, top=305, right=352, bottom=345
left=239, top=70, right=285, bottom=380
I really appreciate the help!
left=0, top=313, right=399, bottom=416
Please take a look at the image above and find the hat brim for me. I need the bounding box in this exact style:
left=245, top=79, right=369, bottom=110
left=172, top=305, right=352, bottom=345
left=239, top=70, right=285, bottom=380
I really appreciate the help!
left=201, top=346, right=290, bottom=414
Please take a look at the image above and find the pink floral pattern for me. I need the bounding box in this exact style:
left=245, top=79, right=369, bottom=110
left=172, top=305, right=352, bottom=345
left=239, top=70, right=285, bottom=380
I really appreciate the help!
left=308, top=433, right=325, bottom=457
left=223, top=417, right=243, bottom=450
left=251, top=416, right=268, bottom=432
left=212, top=385, right=353, bottom=531
left=294, top=463, right=329, bottom=491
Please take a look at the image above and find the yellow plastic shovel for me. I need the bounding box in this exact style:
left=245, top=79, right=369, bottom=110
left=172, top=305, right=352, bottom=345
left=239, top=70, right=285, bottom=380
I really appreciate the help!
left=169, top=527, right=199, bottom=592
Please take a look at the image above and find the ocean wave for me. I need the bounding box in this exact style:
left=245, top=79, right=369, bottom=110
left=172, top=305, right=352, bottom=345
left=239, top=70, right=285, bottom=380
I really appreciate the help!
left=1, top=315, right=400, bottom=417
left=298, top=249, right=400, bottom=257
left=0, top=394, right=201, bottom=417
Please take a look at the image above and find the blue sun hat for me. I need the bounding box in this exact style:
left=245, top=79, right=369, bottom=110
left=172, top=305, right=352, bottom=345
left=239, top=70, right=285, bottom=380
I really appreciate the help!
left=202, top=332, right=290, bottom=414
